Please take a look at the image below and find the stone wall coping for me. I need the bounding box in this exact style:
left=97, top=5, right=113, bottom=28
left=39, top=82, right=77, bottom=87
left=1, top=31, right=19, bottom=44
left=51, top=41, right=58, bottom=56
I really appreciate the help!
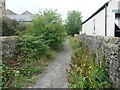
left=80, top=34, right=120, bottom=44
left=0, top=36, right=18, bottom=41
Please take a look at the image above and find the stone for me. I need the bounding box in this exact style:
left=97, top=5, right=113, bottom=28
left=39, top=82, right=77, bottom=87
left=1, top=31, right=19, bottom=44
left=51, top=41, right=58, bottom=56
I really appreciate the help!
left=104, top=36, right=110, bottom=43
left=79, top=34, right=120, bottom=88
left=115, top=38, right=120, bottom=44
left=1, top=36, right=17, bottom=56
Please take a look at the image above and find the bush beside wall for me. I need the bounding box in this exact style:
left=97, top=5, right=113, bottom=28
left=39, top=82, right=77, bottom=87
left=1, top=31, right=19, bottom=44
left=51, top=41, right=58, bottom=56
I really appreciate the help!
left=2, top=16, right=26, bottom=36
left=79, top=34, right=120, bottom=88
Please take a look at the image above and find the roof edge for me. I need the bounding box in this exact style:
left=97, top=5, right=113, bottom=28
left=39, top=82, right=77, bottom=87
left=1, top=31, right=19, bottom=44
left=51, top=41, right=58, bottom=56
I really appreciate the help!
left=82, top=2, right=109, bottom=24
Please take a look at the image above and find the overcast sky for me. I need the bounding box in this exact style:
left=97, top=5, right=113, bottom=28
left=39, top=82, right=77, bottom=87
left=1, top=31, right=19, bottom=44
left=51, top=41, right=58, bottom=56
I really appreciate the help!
left=6, top=0, right=109, bottom=21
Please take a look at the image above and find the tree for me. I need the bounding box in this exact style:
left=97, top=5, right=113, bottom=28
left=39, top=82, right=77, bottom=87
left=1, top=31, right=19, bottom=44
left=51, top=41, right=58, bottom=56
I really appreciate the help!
left=66, top=10, right=82, bottom=36
left=2, top=16, right=19, bottom=36
left=2, top=16, right=26, bottom=36
left=26, top=9, right=66, bottom=50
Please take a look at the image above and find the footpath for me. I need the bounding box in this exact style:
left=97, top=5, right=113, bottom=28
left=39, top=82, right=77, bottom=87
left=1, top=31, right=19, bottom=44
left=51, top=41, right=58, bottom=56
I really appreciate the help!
left=29, top=39, right=72, bottom=88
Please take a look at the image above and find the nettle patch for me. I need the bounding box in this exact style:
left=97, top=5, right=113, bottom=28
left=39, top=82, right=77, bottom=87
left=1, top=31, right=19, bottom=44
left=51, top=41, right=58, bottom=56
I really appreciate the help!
left=67, top=38, right=111, bottom=88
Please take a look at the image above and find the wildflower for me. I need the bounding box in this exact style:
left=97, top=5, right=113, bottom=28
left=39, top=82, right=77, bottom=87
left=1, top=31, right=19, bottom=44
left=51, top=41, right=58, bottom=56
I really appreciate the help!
left=86, top=56, right=89, bottom=59
left=101, top=70, right=104, bottom=72
left=83, top=64, right=86, bottom=67
left=77, top=67, right=82, bottom=72
left=24, top=58, right=29, bottom=60
left=88, top=71, right=91, bottom=74
left=80, top=71, right=83, bottom=74
left=89, top=66, right=93, bottom=70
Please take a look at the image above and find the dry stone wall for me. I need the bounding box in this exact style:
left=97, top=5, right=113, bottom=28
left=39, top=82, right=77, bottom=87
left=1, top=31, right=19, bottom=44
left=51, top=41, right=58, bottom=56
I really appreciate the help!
left=79, top=34, right=120, bottom=88
left=1, top=36, right=17, bottom=57
left=1, top=35, right=120, bottom=88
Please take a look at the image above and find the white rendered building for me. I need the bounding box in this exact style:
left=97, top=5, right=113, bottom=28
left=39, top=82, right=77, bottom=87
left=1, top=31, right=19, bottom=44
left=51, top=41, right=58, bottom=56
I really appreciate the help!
left=82, top=0, right=120, bottom=37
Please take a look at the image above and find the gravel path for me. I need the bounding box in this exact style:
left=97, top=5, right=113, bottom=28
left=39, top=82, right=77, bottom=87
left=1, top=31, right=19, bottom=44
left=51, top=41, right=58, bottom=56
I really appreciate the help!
left=29, top=39, right=72, bottom=88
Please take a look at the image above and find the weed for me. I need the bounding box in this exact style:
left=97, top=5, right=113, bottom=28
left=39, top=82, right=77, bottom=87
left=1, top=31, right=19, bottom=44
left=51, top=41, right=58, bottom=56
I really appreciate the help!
left=68, top=37, right=111, bottom=88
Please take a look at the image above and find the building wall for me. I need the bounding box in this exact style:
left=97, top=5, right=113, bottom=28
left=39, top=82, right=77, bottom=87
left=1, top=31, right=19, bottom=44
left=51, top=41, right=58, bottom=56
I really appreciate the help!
left=0, top=0, right=2, bottom=16
left=0, top=0, right=6, bottom=15
left=82, top=8, right=106, bottom=36
left=82, top=0, right=120, bottom=37
left=79, top=34, right=120, bottom=88
left=107, top=0, right=120, bottom=37
left=0, top=1, right=2, bottom=57
left=0, top=1, right=2, bottom=16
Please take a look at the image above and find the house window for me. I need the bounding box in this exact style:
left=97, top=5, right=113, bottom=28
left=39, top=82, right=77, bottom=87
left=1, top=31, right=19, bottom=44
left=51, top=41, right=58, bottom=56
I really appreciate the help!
left=115, top=13, right=120, bottom=37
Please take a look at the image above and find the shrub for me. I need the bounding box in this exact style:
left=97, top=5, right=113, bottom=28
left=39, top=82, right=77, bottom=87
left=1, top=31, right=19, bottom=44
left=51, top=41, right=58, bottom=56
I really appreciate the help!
left=44, top=22, right=66, bottom=50
left=67, top=38, right=111, bottom=88
left=2, top=16, right=18, bottom=36
left=17, top=33, right=55, bottom=59
left=32, top=9, right=66, bottom=50
left=2, top=16, right=26, bottom=36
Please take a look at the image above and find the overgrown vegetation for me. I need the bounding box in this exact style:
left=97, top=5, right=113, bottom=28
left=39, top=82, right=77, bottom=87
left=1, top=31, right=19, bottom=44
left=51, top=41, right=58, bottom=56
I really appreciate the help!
left=67, top=37, right=111, bottom=88
left=2, top=16, right=26, bottom=36
left=2, top=9, right=66, bottom=88
left=31, top=10, right=66, bottom=50
left=65, top=10, right=82, bottom=36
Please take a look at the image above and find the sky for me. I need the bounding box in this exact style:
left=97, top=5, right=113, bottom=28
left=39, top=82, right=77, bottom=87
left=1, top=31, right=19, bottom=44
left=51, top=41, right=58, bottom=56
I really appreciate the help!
left=6, top=0, right=109, bottom=21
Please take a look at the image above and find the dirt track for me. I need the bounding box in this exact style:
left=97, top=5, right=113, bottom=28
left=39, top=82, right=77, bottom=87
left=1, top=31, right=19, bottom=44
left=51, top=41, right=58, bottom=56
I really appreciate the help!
left=29, top=39, right=72, bottom=88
